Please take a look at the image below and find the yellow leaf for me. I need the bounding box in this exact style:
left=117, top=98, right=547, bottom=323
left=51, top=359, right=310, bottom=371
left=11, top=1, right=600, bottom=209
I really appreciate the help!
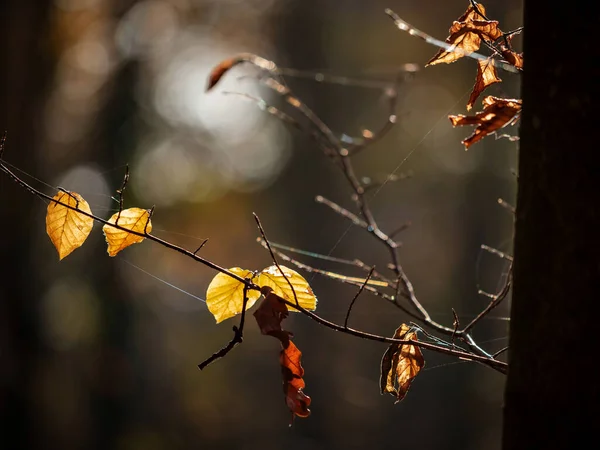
left=256, top=265, right=317, bottom=312
left=46, top=191, right=94, bottom=260
left=206, top=268, right=261, bottom=323
left=103, top=208, right=152, bottom=257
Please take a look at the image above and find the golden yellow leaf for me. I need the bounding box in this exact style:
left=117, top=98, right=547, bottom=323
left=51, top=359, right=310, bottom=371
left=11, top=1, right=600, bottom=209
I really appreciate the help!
left=380, top=324, right=425, bottom=403
left=103, top=208, right=152, bottom=257
left=256, top=265, right=317, bottom=312
left=46, top=191, right=94, bottom=260
left=206, top=268, right=261, bottom=323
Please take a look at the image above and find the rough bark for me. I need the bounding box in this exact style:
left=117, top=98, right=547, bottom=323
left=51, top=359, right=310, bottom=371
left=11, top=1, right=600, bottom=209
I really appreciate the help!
left=503, top=1, right=600, bottom=448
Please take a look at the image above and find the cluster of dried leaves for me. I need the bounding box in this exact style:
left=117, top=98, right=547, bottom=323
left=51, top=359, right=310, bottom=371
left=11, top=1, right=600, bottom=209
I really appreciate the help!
left=425, top=2, right=523, bottom=148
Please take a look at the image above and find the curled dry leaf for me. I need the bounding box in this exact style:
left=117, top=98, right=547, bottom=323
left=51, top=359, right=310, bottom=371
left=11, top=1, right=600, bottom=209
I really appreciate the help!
left=253, top=288, right=291, bottom=344
left=46, top=191, right=94, bottom=260
left=449, top=95, right=522, bottom=148
left=253, top=290, right=311, bottom=421
left=206, top=53, right=278, bottom=91
left=427, top=4, right=502, bottom=66
left=380, top=324, right=425, bottom=403
left=501, top=49, right=524, bottom=69
left=467, top=58, right=502, bottom=110
left=206, top=268, right=261, bottom=323
left=256, top=265, right=317, bottom=312
left=281, top=341, right=311, bottom=420
left=103, top=207, right=153, bottom=257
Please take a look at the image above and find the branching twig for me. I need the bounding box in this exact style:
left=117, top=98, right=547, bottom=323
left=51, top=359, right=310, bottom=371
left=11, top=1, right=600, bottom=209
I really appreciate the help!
left=344, top=267, right=375, bottom=328
left=198, top=283, right=251, bottom=370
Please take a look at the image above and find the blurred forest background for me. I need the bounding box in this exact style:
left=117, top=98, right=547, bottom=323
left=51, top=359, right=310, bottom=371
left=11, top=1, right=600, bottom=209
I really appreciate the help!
left=0, top=0, right=521, bottom=449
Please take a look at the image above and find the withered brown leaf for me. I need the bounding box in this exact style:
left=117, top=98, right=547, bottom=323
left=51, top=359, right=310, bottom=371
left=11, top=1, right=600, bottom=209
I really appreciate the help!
left=253, top=288, right=311, bottom=421
left=501, top=49, right=524, bottom=69
left=281, top=341, right=311, bottom=420
left=206, top=53, right=277, bottom=91
left=467, top=58, right=502, bottom=110
left=426, top=4, right=502, bottom=66
left=449, top=95, right=522, bottom=148
left=253, top=287, right=292, bottom=345
left=380, top=324, right=425, bottom=403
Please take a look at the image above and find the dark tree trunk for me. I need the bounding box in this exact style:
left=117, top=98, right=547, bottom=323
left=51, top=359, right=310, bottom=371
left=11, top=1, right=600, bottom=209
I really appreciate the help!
left=503, top=1, right=600, bottom=448
left=0, top=2, right=52, bottom=449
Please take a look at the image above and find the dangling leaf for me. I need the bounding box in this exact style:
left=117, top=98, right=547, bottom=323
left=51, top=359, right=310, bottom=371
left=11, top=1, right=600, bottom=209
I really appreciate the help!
left=449, top=96, right=522, bottom=148
left=281, top=341, right=311, bottom=420
left=46, top=191, right=94, bottom=260
left=253, top=288, right=291, bottom=344
left=255, top=265, right=317, bottom=312
left=103, top=207, right=152, bottom=257
left=380, top=324, right=425, bottom=403
left=466, top=58, right=502, bottom=110
left=206, top=268, right=261, bottom=323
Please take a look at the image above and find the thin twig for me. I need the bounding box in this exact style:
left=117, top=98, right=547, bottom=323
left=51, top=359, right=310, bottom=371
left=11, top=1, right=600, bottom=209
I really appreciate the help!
left=0, top=161, right=255, bottom=287
left=344, top=267, right=375, bottom=328
left=462, top=263, right=513, bottom=334
left=493, top=346, right=509, bottom=358
left=198, top=283, right=251, bottom=370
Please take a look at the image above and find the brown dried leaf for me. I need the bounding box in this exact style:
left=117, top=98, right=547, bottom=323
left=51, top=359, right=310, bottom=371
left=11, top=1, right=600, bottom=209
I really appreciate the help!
left=253, top=290, right=310, bottom=421
left=46, top=191, right=94, bottom=260
left=467, top=58, right=502, bottom=110
left=253, top=288, right=291, bottom=345
left=501, top=49, right=524, bottom=69
left=380, top=324, right=425, bottom=403
left=449, top=96, right=522, bottom=148
left=206, top=53, right=277, bottom=91
left=103, top=208, right=152, bottom=257
left=281, top=341, right=311, bottom=420
left=427, top=4, right=501, bottom=66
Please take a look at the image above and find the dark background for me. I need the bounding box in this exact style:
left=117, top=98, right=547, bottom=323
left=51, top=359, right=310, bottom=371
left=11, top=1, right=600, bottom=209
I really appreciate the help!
left=0, top=1, right=520, bottom=449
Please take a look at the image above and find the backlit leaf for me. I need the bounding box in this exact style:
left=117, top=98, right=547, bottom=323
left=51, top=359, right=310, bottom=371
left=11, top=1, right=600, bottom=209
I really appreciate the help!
left=380, top=324, right=425, bottom=403
left=46, top=191, right=94, bottom=260
left=253, top=288, right=291, bottom=344
left=467, top=58, right=502, bottom=110
left=256, top=265, right=317, bottom=312
left=449, top=96, right=522, bottom=148
left=103, top=208, right=153, bottom=257
left=206, top=268, right=261, bottom=323
left=281, top=341, right=311, bottom=420
left=426, top=4, right=503, bottom=66
left=206, top=53, right=277, bottom=91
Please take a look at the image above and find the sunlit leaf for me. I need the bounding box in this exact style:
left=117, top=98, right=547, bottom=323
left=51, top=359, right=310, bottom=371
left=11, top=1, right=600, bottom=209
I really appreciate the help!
left=206, top=268, right=261, bottom=323
left=206, top=53, right=277, bottom=91
left=380, top=324, right=425, bottom=403
left=449, top=96, right=522, bottom=148
left=501, top=48, right=524, bottom=69
left=253, top=288, right=291, bottom=344
left=103, top=208, right=153, bottom=257
left=467, top=58, right=502, bottom=110
left=281, top=341, right=311, bottom=420
left=46, top=191, right=94, bottom=260
left=426, top=4, right=503, bottom=66
left=256, top=265, right=317, bottom=312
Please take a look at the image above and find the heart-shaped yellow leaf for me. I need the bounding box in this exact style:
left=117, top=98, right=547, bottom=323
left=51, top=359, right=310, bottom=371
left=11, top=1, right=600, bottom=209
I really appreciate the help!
left=103, top=208, right=152, bottom=257
left=206, top=268, right=261, bottom=323
left=46, top=191, right=94, bottom=260
left=256, top=265, right=317, bottom=312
